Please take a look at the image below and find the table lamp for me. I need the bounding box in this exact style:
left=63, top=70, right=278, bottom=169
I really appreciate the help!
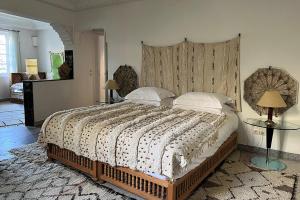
left=25, top=59, right=38, bottom=74
left=256, top=90, right=287, bottom=125
left=105, top=80, right=119, bottom=104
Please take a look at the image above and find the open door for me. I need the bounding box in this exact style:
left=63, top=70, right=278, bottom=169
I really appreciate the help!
left=74, top=30, right=107, bottom=106
left=93, top=29, right=107, bottom=104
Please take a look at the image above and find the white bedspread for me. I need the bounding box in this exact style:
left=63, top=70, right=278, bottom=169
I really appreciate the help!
left=39, top=102, right=226, bottom=179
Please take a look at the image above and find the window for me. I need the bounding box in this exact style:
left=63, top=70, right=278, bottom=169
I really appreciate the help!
left=0, top=33, right=8, bottom=73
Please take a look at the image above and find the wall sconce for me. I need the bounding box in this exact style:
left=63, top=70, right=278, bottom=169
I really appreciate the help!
left=32, top=36, right=38, bottom=47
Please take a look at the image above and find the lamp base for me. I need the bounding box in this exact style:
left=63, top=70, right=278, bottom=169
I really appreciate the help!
left=109, top=90, right=114, bottom=104
left=265, top=119, right=275, bottom=126
left=251, top=156, right=286, bottom=171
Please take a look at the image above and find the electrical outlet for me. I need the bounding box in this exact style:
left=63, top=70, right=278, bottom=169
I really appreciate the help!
left=258, top=129, right=264, bottom=135
left=253, top=127, right=264, bottom=135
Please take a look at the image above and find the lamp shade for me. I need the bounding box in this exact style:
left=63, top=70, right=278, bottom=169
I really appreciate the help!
left=25, top=59, right=38, bottom=74
left=257, top=90, right=287, bottom=108
left=105, top=80, right=119, bottom=90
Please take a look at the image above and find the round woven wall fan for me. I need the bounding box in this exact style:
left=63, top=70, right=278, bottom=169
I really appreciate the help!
left=244, top=67, right=298, bottom=116
left=113, top=65, right=138, bottom=97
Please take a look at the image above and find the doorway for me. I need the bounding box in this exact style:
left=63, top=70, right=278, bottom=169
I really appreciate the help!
left=0, top=12, right=65, bottom=127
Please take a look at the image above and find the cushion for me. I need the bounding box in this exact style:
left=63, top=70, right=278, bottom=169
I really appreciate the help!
left=58, top=62, right=72, bottom=79
left=28, top=74, right=40, bottom=80
left=21, top=73, right=29, bottom=80
left=173, top=92, right=233, bottom=109
left=125, top=87, right=175, bottom=101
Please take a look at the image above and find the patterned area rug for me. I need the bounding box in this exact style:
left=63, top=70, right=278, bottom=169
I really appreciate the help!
left=189, top=160, right=297, bottom=200
left=0, top=143, right=297, bottom=200
left=0, top=101, right=24, bottom=127
left=0, top=144, right=131, bottom=200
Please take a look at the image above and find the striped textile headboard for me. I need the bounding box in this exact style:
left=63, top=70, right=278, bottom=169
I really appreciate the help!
left=140, top=36, right=241, bottom=111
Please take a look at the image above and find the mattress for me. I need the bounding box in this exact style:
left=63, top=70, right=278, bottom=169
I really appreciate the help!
left=39, top=102, right=232, bottom=180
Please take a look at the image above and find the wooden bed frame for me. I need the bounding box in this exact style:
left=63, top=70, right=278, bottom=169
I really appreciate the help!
left=47, top=132, right=237, bottom=200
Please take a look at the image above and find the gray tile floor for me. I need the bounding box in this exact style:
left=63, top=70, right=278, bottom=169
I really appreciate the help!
left=0, top=125, right=40, bottom=160
left=0, top=101, right=24, bottom=127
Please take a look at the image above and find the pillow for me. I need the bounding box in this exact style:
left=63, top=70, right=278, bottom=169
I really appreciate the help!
left=125, top=87, right=175, bottom=101
left=21, top=73, right=29, bottom=80
left=127, top=97, right=174, bottom=107
left=173, top=92, right=233, bottom=109
left=173, top=104, right=223, bottom=114
left=58, top=62, right=72, bottom=79
left=28, top=74, right=40, bottom=80
left=173, top=104, right=234, bottom=114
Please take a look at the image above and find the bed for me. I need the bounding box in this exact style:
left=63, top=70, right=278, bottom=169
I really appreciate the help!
left=10, top=72, right=46, bottom=103
left=41, top=102, right=238, bottom=199
left=42, top=35, right=241, bottom=200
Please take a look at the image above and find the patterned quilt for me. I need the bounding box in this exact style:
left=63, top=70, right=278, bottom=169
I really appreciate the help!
left=39, top=102, right=226, bottom=179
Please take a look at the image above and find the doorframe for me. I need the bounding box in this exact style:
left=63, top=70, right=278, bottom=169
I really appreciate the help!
left=93, top=29, right=107, bottom=104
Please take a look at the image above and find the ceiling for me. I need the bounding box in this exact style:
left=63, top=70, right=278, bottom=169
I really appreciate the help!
left=0, top=12, right=51, bottom=30
left=37, top=0, right=142, bottom=11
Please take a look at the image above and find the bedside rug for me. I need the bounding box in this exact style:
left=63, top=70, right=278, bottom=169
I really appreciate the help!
left=2, top=143, right=298, bottom=200
left=0, top=144, right=133, bottom=200
left=188, top=160, right=297, bottom=200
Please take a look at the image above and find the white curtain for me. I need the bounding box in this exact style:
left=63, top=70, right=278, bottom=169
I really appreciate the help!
left=0, top=30, right=21, bottom=99
left=7, top=31, right=21, bottom=73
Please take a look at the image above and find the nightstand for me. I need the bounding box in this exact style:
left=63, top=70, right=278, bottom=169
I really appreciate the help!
left=244, top=118, right=300, bottom=170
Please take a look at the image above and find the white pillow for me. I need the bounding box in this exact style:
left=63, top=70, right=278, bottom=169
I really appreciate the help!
left=173, top=104, right=223, bottom=114
left=125, top=87, right=175, bottom=101
left=173, top=92, right=233, bottom=109
left=127, top=97, right=174, bottom=107
left=173, top=104, right=234, bottom=115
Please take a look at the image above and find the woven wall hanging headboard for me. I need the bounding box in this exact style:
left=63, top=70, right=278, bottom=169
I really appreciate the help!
left=140, top=36, right=241, bottom=111
left=244, top=67, right=298, bottom=115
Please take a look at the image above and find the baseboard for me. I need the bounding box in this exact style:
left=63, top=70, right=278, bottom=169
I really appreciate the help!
left=34, top=120, right=44, bottom=127
left=238, top=144, right=300, bottom=161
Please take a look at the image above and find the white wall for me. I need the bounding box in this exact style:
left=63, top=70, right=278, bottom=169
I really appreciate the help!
left=37, top=29, right=64, bottom=73
left=19, top=29, right=38, bottom=72
left=0, top=76, right=9, bottom=99
left=33, top=80, right=74, bottom=122
left=75, top=0, right=300, bottom=154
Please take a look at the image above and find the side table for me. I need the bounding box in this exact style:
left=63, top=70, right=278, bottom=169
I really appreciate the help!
left=244, top=118, right=300, bottom=170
